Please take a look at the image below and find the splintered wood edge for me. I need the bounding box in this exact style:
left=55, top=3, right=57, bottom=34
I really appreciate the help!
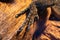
left=46, top=7, right=51, bottom=20
left=45, top=7, right=51, bottom=26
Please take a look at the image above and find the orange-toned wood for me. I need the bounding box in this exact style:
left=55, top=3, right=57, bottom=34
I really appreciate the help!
left=0, top=0, right=60, bottom=40
left=0, top=0, right=32, bottom=40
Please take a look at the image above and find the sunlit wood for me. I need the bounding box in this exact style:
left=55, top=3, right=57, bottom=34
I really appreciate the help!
left=0, top=0, right=32, bottom=40
left=0, top=0, right=60, bottom=40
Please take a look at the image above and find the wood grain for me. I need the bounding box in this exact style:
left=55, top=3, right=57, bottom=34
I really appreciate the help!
left=0, top=0, right=32, bottom=40
left=0, top=0, right=60, bottom=40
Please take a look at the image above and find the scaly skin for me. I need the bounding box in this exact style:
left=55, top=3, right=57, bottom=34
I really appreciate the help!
left=16, top=0, right=60, bottom=37
left=38, top=0, right=60, bottom=18
left=16, top=2, right=39, bottom=37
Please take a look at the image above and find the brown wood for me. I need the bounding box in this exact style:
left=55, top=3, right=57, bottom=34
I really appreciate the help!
left=0, top=0, right=60, bottom=40
left=0, top=0, right=32, bottom=40
left=52, top=5, right=60, bottom=19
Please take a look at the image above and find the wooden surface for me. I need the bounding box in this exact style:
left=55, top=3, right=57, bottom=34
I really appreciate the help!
left=0, top=0, right=32, bottom=40
left=0, top=0, right=60, bottom=40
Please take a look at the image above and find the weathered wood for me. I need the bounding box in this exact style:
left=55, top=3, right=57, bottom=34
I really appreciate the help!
left=52, top=0, right=60, bottom=19
left=0, top=0, right=32, bottom=40
left=0, top=0, right=60, bottom=40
